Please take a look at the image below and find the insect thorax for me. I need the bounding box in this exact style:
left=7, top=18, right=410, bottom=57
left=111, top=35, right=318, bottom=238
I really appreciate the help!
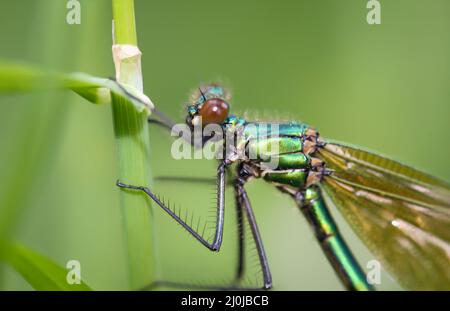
left=222, top=119, right=327, bottom=194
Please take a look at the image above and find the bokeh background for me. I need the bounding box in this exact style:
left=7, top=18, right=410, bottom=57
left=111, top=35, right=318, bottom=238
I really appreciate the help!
left=0, top=0, right=449, bottom=290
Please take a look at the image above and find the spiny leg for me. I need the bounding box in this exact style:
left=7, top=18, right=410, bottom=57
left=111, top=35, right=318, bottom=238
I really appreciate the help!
left=150, top=166, right=272, bottom=289
left=133, top=170, right=271, bottom=291
left=117, top=160, right=228, bottom=251
left=295, top=185, right=374, bottom=291
left=143, top=170, right=250, bottom=290
left=235, top=165, right=273, bottom=289
left=141, top=174, right=271, bottom=291
left=233, top=183, right=245, bottom=282
left=142, top=197, right=247, bottom=291
left=152, top=170, right=243, bottom=280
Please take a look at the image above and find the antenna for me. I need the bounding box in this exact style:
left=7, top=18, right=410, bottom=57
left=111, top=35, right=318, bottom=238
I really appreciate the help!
left=199, top=87, right=207, bottom=102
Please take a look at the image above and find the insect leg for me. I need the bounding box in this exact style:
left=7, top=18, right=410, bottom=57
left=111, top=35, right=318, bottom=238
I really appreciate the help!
left=148, top=109, right=213, bottom=148
left=108, top=77, right=176, bottom=131
left=234, top=167, right=273, bottom=289
left=137, top=168, right=272, bottom=291
left=117, top=160, right=228, bottom=251
left=295, top=185, right=374, bottom=291
left=138, top=179, right=249, bottom=291
left=147, top=108, right=178, bottom=131
left=140, top=173, right=271, bottom=291
left=233, top=181, right=245, bottom=282
left=153, top=175, right=235, bottom=187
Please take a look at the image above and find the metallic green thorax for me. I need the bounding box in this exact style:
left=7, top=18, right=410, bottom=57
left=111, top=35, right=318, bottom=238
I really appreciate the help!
left=223, top=119, right=317, bottom=192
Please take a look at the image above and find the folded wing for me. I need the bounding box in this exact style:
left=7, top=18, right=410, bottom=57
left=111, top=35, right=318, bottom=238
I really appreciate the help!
left=317, top=142, right=450, bottom=290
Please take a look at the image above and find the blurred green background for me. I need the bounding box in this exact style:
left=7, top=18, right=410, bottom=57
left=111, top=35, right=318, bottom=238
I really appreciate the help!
left=0, top=0, right=449, bottom=290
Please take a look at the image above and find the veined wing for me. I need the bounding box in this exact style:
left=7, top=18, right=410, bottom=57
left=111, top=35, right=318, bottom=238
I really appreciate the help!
left=317, top=141, right=450, bottom=290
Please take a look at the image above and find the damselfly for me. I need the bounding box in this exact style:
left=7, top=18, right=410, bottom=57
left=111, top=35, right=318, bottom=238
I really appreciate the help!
left=117, top=84, right=450, bottom=290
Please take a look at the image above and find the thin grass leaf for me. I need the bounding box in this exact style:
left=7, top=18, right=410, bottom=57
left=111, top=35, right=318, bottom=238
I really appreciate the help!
left=110, top=0, right=157, bottom=290
left=0, top=60, right=153, bottom=113
left=0, top=241, right=91, bottom=291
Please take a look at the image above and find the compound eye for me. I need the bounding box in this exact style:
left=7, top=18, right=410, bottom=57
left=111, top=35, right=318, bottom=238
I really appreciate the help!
left=198, top=98, right=229, bottom=125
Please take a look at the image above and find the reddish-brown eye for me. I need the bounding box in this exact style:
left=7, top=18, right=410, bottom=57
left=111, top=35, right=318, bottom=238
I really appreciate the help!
left=198, top=98, right=229, bottom=125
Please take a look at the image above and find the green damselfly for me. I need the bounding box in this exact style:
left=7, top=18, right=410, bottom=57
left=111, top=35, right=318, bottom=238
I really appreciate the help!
left=117, top=84, right=450, bottom=291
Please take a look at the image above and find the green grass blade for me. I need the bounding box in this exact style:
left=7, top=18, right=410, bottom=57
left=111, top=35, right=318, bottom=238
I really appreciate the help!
left=111, top=0, right=157, bottom=289
left=0, top=241, right=91, bottom=291
left=0, top=60, right=153, bottom=113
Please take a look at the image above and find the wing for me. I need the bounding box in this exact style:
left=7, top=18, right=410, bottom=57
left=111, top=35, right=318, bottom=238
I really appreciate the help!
left=317, top=141, right=450, bottom=290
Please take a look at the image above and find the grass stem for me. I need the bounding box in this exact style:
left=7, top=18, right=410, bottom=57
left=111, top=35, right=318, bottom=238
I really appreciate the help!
left=111, top=0, right=156, bottom=290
